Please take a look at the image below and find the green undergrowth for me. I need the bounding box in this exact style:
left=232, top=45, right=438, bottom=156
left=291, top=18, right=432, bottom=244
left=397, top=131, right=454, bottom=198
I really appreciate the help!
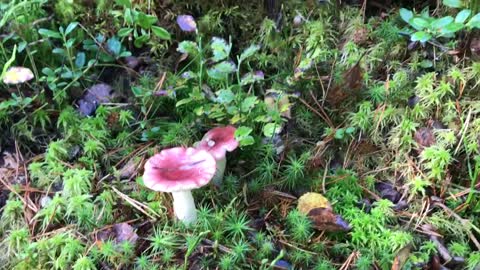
left=1, top=0, right=480, bottom=269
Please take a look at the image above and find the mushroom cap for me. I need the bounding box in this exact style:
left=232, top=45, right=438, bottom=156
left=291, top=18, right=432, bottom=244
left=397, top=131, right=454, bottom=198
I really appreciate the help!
left=2, top=66, right=34, bottom=84
left=196, top=126, right=239, bottom=160
left=143, top=147, right=216, bottom=192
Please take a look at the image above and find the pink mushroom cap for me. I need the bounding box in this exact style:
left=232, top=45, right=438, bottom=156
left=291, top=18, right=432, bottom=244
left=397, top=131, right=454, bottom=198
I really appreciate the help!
left=2, top=66, right=34, bottom=84
left=143, top=147, right=216, bottom=192
left=196, top=126, right=239, bottom=160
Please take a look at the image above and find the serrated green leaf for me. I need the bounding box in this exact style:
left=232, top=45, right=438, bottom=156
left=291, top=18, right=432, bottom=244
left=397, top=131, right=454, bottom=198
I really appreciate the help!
left=241, top=96, right=257, bottom=112
left=210, top=37, right=231, bottom=62
left=177, top=41, right=198, bottom=54
left=207, top=61, right=236, bottom=80
left=216, top=89, right=235, bottom=104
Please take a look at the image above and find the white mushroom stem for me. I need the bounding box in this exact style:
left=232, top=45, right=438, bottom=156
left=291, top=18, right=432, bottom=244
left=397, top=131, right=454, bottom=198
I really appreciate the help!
left=171, top=190, right=197, bottom=224
left=212, top=156, right=226, bottom=186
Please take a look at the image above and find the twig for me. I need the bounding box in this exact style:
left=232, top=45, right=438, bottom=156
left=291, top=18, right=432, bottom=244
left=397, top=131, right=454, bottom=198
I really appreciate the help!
left=111, top=186, right=160, bottom=220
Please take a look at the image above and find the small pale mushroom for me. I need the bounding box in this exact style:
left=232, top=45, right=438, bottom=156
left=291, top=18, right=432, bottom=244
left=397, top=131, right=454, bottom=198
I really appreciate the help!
left=143, top=147, right=216, bottom=224
left=196, top=126, right=239, bottom=186
left=2, top=66, right=34, bottom=84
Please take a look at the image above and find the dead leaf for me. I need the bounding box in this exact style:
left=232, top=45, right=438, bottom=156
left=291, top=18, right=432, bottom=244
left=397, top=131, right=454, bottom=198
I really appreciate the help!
left=297, top=192, right=350, bottom=232
left=392, top=245, right=411, bottom=270
left=307, top=208, right=351, bottom=231
left=78, top=83, right=114, bottom=116
left=96, top=222, right=138, bottom=245
left=326, top=64, right=363, bottom=106
left=119, top=158, right=140, bottom=179
left=414, top=127, right=435, bottom=150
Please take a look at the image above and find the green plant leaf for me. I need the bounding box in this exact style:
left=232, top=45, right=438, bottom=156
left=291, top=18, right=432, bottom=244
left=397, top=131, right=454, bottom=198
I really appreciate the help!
left=0, top=44, right=16, bottom=80
left=241, top=96, right=258, bottom=112
left=239, top=44, right=260, bottom=61
left=263, top=123, right=281, bottom=137
left=443, top=0, right=464, bottom=8
left=334, top=128, right=345, bottom=139
left=75, top=52, right=86, bottom=68
left=431, top=16, right=454, bottom=29
left=455, top=9, right=471, bottom=23
left=216, top=89, right=235, bottom=104
left=410, top=18, right=430, bottom=30
left=467, top=13, right=480, bottom=28
left=107, top=37, right=121, bottom=55
left=235, top=126, right=254, bottom=146
left=176, top=98, right=192, bottom=107
left=411, top=31, right=432, bottom=42
left=400, top=8, right=414, bottom=23
left=124, top=8, right=134, bottom=25
left=207, top=61, right=236, bottom=80
left=136, top=12, right=157, bottom=29
left=38, top=28, right=61, bottom=39
left=151, top=26, right=171, bottom=40
left=177, top=41, right=198, bottom=54
left=134, top=34, right=149, bottom=48
left=439, top=22, right=464, bottom=35
left=118, top=28, right=133, bottom=37
left=115, top=0, right=131, bottom=7
left=65, top=22, right=79, bottom=35
left=210, top=37, right=231, bottom=62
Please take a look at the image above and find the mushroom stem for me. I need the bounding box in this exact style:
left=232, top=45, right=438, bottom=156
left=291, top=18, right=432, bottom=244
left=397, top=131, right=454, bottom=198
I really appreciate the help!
left=171, top=190, right=197, bottom=224
left=212, top=156, right=226, bottom=186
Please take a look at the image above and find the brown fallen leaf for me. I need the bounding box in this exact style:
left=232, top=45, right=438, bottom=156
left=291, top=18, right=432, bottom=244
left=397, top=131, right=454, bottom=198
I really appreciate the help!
left=297, top=192, right=350, bottom=232
left=96, top=222, right=138, bottom=246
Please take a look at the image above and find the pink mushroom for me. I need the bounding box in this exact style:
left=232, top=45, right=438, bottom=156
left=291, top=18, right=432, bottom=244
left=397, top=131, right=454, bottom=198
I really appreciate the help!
left=143, top=147, right=216, bottom=224
left=2, top=66, right=34, bottom=84
left=196, top=126, right=239, bottom=186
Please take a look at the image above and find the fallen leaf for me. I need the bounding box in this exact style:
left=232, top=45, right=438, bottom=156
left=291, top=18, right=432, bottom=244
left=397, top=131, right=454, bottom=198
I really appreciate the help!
left=307, top=208, right=351, bottom=231
left=119, top=157, right=140, bottom=179
left=297, top=192, right=351, bottom=232
left=414, top=127, right=435, bottom=150
left=78, top=83, right=113, bottom=116
left=375, top=182, right=401, bottom=203
left=391, top=245, right=411, bottom=270
left=96, top=222, right=138, bottom=245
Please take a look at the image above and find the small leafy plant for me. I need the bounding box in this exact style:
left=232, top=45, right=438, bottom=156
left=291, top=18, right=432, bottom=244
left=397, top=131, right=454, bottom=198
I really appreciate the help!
left=399, top=7, right=480, bottom=42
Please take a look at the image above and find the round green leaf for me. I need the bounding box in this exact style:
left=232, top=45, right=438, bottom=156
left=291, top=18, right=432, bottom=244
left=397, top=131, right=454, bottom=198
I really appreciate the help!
left=411, top=31, right=432, bottom=42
